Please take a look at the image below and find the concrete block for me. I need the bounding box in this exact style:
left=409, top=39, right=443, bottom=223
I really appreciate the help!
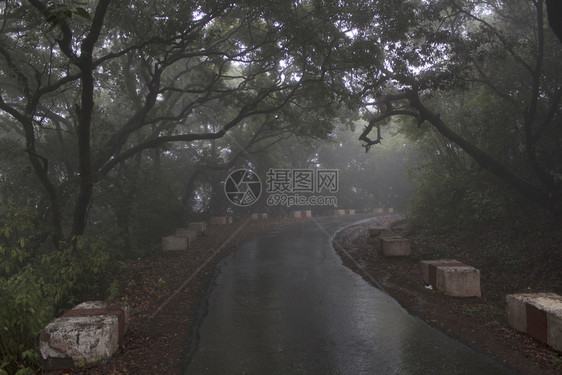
left=374, top=208, right=384, bottom=214
left=374, top=208, right=394, bottom=214
left=334, top=209, right=355, bottom=216
left=380, top=237, right=411, bottom=256
left=506, top=294, right=528, bottom=333
left=369, top=228, right=394, bottom=246
left=420, top=259, right=466, bottom=286
left=72, top=301, right=130, bottom=338
left=251, top=213, right=268, bottom=220
left=40, top=301, right=129, bottom=369
left=506, top=293, right=562, bottom=351
left=368, top=227, right=393, bottom=238
left=188, top=222, right=207, bottom=233
left=291, top=210, right=312, bottom=218
left=162, top=235, right=189, bottom=251
left=549, top=311, right=562, bottom=352
left=176, top=228, right=197, bottom=242
left=209, top=216, right=233, bottom=225
left=436, top=266, right=481, bottom=297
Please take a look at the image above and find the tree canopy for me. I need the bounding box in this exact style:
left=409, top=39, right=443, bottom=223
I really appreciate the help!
left=2, top=1, right=562, bottom=372
left=0, top=0, right=559, bottom=245
left=353, top=0, right=562, bottom=214
left=0, top=0, right=355, bottom=246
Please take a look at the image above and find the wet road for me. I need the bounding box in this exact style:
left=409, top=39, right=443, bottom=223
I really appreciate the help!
left=184, top=216, right=513, bottom=374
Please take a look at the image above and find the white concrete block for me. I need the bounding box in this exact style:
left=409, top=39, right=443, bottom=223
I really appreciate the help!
left=506, top=294, right=528, bottom=333
left=380, top=237, right=411, bottom=256
left=176, top=228, right=197, bottom=242
left=73, top=301, right=130, bottom=335
left=251, top=213, right=268, bottom=220
left=368, top=227, right=393, bottom=238
left=188, top=222, right=207, bottom=232
left=291, top=210, right=312, bottom=218
left=506, top=293, right=562, bottom=351
left=210, top=216, right=233, bottom=225
left=334, top=209, right=354, bottom=216
left=420, top=259, right=466, bottom=286
left=162, top=235, right=189, bottom=251
left=436, top=266, right=481, bottom=297
left=40, top=301, right=129, bottom=369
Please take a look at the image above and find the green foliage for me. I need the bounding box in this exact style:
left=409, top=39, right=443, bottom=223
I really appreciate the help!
left=38, top=236, right=110, bottom=306
left=408, top=165, right=522, bottom=234
left=0, top=267, right=49, bottom=374
left=405, top=119, right=525, bottom=234
left=402, top=81, right=535, bottom=235
left=0, top=207, right=110, bottom=374
left=44, top=1, right=91, bottom=30
left=0, top=208, right=37, bottom=277
left=106, top=280, right=120, bottom=301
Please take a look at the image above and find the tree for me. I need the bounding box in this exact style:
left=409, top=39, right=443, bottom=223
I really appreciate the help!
left=352, top=0, right=562, bottom=215
left=315, top=123, right=418, bottom=211
left=546, top=0, right=562, bottom=43
left=0, top=0, right=347, bottom=247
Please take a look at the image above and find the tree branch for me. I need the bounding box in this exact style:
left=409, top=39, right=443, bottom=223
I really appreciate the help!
left=409, top=91, right=552, bottom=210
left=27, top=0, right=77, bottom=61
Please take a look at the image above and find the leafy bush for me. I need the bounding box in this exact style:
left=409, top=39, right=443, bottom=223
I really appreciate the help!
left=0, top=207, right=110, bottom=374
left=408, top=167, right=523, bottom=235
left=0, top=267, right=49, bottom=374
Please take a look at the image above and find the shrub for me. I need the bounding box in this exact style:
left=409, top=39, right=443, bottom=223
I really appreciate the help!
left=0, top=207, right=110, bottom=374
left=408, top=168, right=523, bottom=235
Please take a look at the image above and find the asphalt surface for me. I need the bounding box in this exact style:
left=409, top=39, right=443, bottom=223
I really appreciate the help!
left=183, top=216, right=513, bottom=374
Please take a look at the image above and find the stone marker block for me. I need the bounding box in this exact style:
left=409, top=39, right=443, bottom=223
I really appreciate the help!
left=72, top=301, right=130, bottom=340
left=380, top=237, right=411, bottom=256
left=251, top=213, right=268, bottom=220
left=162, top=235, right=189, bottom=251
left=374, top=208, right=384, bottom=214
left=420, top=259, right=467, bottom=286
left=506, top=294, right=528, bottom=333
left=436, top=266, right=481, bottom=297
left=334, top=209, right=355, bottom=216
left=368, top=227, right=393, bottom=238
left=40, top=301, right=129, bottom=369
left=291, top=210, right=312, bottom=218
left=176, top=228, right=197, bottom=242
left=188, top=222, right=207, bottom=233
left=506, top=293, right=562, bottom=351
left=209, top=216, right=233, bottom=225
left=369, top=227, right=394, bottom=246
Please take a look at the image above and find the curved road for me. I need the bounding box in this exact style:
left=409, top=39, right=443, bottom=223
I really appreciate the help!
left=183, top=216, right=513, bottom=374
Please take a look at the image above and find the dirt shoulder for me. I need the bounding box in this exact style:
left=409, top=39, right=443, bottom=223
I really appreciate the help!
left=40, top=214, right=561, bottom=374
left=41, top=218, right=290, bottom=375
left=333, top=215, right=562, bottom=375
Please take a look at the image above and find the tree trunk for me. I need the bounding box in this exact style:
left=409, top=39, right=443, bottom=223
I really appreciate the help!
left=410, top=93, right=558, bottom=214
